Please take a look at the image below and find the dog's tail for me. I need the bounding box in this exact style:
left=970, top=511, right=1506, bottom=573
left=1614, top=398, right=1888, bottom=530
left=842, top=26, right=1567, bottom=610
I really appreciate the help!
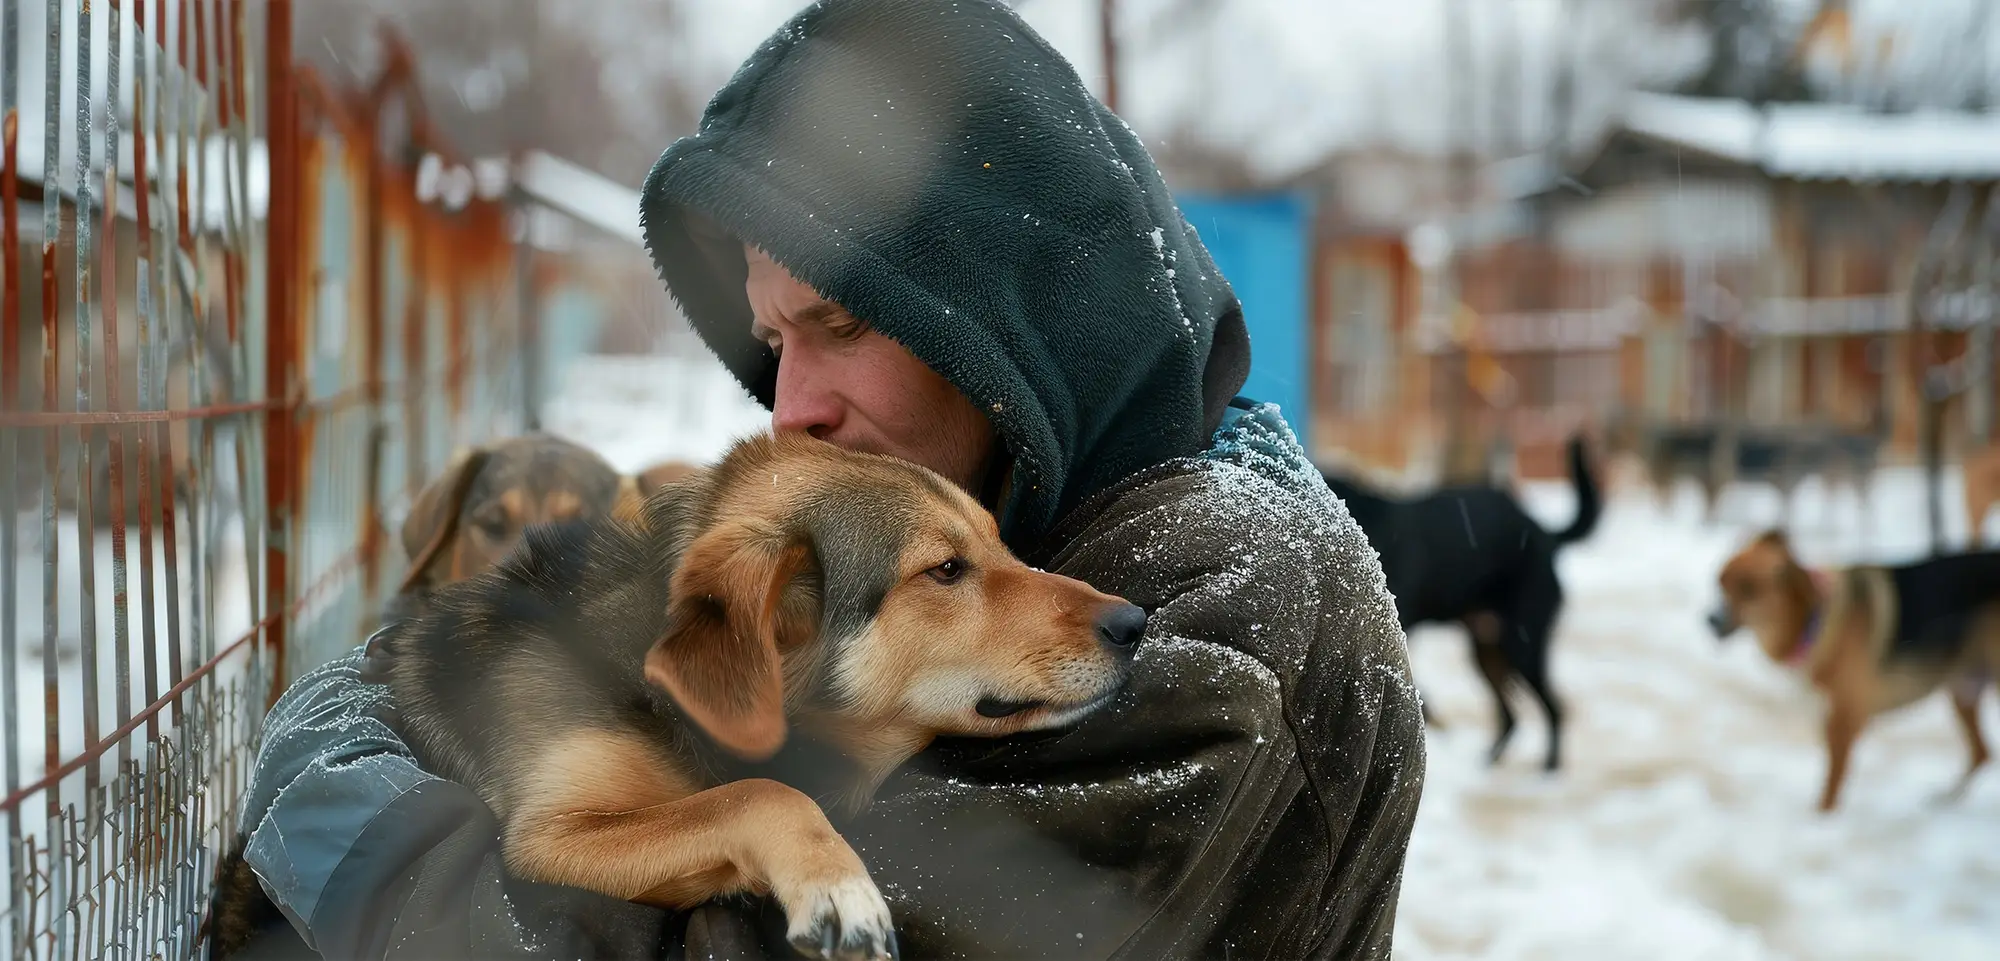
left=1554, top=433, right=1601, bottom=547
left=201, top=839, right=285, bottom=959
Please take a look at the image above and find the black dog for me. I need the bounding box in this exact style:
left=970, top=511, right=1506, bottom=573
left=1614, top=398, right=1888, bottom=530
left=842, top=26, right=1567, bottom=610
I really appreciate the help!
left=1323, top=435, right=1600, bottom=770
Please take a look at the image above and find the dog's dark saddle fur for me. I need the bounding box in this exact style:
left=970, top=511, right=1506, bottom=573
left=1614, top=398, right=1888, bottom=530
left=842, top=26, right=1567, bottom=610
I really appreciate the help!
left=1880, top=551, right=2000, bottom=665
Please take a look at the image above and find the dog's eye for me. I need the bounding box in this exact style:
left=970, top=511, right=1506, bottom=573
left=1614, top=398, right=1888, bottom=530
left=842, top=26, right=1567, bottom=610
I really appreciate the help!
left=472, top=514, right=511, bottom=539
left=926, top=558, right=969, bottom=585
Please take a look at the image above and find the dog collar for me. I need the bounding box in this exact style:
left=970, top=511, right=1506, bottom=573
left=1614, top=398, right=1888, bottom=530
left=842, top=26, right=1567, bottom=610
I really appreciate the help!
left=1787, top=568, right=1831, bottom=666
left=1788, top=614, right=1820, bottom=666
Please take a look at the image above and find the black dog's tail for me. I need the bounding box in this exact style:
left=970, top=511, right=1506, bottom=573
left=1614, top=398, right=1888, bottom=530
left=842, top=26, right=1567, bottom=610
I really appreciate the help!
left=201, top=840, right=284, bottom=959
left=1554, top=433, right=1601, bottom=547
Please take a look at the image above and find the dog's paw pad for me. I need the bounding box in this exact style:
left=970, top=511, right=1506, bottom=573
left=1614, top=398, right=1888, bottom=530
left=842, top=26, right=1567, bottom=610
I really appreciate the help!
left=785, top=875, right=897, bottom=961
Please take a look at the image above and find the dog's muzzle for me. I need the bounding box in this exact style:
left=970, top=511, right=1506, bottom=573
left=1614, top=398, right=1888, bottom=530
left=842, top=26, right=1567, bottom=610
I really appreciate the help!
left=1705, top=604, right=1739, bottom=640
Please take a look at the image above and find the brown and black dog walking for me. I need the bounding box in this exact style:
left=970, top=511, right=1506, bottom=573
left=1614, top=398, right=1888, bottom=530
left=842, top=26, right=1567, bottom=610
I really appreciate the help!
left=1710, top=530, right=2000, bottom=812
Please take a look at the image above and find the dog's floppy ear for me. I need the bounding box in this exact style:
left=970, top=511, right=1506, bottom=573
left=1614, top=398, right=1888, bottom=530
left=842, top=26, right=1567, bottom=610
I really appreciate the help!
left=398, top=447, right=492, bottom=593
left=645, top=523, right=812, bottom=761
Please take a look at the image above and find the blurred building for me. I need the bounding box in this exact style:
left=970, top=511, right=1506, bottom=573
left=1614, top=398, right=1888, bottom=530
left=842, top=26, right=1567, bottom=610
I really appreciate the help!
left=1303, top=94, right=2000, bottom=481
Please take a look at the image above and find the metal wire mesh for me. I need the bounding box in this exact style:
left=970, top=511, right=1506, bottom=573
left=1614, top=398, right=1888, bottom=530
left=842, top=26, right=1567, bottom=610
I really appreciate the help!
left=1, top=3, right=530, bottom=956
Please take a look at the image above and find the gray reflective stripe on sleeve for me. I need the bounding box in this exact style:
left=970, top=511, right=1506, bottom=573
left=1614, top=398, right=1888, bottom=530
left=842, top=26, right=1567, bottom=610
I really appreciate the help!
left=238, top=647, right=441, bottom=950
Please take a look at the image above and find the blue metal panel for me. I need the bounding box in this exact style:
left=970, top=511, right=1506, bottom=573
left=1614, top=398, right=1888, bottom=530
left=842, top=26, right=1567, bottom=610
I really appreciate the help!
left=1175, top=193, right=1311, bottom=441
left=538, top=285, right=608, bottom=412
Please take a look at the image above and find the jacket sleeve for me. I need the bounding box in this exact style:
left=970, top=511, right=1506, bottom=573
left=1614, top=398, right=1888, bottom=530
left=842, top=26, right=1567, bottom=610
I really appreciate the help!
left=1294, top=557, right=1426, bottom=961
left=236, top=648, right=674, bottom=960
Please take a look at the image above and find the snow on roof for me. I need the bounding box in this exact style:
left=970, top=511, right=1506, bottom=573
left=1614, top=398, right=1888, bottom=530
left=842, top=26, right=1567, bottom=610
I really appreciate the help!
left=1622, top=91, right=2000, bottom=182
left=512, top=151, right=643, bottom=248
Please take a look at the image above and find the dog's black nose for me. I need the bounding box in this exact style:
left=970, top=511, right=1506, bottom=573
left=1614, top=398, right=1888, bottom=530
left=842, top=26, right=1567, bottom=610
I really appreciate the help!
left=1096, top=603, right=1148, bottom=652
left=1706, top=607, right=1737, bottom=639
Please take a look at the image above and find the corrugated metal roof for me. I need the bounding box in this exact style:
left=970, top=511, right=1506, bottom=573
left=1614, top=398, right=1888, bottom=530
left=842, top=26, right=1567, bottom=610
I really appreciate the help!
left=1622, top=92, right=2000, bottom=182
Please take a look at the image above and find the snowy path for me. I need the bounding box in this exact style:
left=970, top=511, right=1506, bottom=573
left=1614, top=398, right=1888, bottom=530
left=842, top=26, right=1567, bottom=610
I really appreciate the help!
left=1394, top=471, right=2000, bottom=961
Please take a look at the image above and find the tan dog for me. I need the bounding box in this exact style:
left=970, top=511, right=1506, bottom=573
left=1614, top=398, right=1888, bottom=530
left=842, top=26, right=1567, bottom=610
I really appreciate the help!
left=396, top=433, right=631, bottom=595
left=1709, top=530, right=2000, bottom=811
left=1965, top=441, right=2000, bottom=549
left=215, top=432, right=1148, bottom=960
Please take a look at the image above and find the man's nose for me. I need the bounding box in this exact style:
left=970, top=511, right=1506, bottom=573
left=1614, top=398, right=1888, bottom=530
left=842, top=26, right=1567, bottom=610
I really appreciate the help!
left=770, top=354, right=844, bottom=439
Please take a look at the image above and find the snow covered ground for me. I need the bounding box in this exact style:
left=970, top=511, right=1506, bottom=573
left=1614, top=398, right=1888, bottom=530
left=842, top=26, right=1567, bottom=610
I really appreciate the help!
left=1396, top=469, right=2000, bottom=961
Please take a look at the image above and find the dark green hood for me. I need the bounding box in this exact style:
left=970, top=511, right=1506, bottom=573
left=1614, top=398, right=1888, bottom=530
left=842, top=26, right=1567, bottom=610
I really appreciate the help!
left=640, top=0, right=1249, bottom=550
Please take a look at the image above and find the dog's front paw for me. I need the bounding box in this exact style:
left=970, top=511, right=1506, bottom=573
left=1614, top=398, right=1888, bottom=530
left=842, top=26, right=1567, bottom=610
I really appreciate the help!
left=781, top=873, right=897, bottom=961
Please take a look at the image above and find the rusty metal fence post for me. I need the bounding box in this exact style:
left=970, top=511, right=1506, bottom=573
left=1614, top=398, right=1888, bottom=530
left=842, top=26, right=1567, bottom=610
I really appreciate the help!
left=261, top=0, right=294, bottom=707
left=1, top=0, right=23, bottom=946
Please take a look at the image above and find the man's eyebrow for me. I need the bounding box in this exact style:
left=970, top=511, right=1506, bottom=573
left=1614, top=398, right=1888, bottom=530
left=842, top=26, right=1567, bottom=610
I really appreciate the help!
left=792, top=301, right=848, bottom=327
left=752, top=301, right=854, bottom=343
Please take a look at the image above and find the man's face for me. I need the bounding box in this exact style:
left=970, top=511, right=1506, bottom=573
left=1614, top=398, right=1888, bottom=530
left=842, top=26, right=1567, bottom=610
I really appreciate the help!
left=744, top=245, right=996, bottom=493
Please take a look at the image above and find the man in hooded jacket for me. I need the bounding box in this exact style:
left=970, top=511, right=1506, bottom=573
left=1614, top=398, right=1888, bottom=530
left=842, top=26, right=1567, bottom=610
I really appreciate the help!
left=227, top=1, right=1424, bottom=958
